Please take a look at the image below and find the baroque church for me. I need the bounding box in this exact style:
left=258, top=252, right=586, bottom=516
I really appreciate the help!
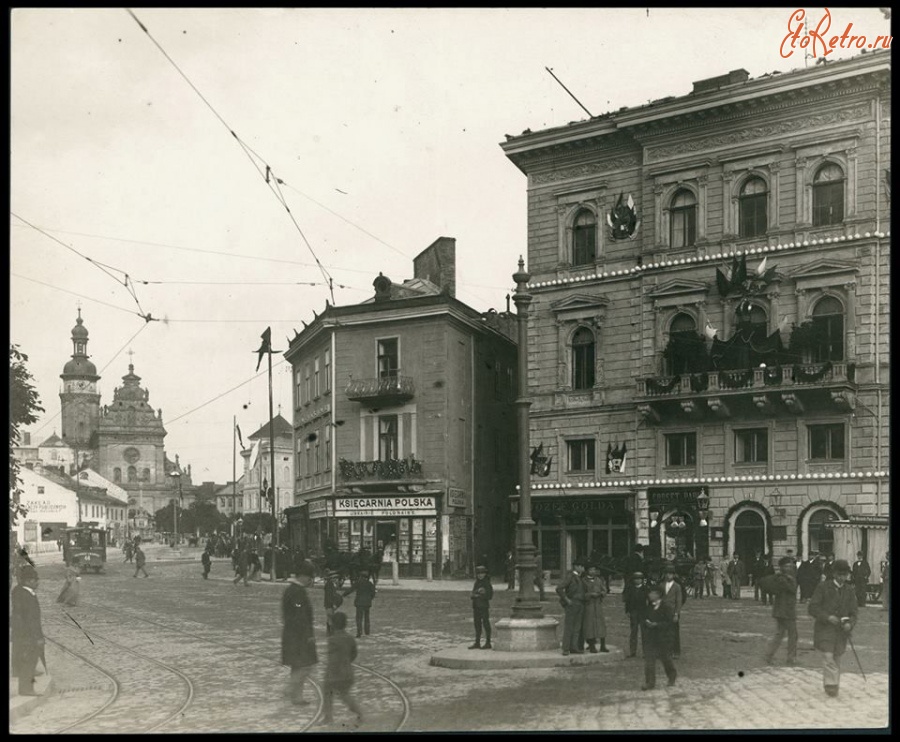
left=51, top=310, right=196, bottom=516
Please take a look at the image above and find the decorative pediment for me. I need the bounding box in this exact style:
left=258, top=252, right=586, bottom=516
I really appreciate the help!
left=645, top=279, right=710, bottom=300
left=787, top=258, right=859, bottom=281
left=550, top=294, right=611, bottom=315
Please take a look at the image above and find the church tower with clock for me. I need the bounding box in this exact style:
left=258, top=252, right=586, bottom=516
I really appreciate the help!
left=59, top=309, right=101, bottom=450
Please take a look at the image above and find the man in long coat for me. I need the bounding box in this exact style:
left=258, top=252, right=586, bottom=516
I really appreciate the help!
left=282, top=561, right=318, bottom=705
left=797, top=552, right=821, bottom=603
left=851, top=551, right=871, bottom=608
left=726, top=553, right=746, bottom=599
left=808, top=559, right=858, bottom=697
left=660, top=563, right=684, bottom=658
left=556, top=557, right=586, bottom=655
left=581, top=563, right=608, bottom=653
left=640, top=586, right=677, bottom=690
left=12, top=564, right=45, bottom=696
left=623, top=571, right=649, bottom=657
left=759, top=556, right=798, bottom=665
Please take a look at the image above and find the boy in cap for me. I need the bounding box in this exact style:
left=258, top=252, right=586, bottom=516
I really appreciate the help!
left=556, top=557, right=586, bottom=656
left=343, top=568, right=377, bottom=638
left=469, top=564, right=494, bottom=649
left=808, top=559, right=858, bottom=697
left=641, top=585, right=677, bottom=690
left=759, top=556, right=798, bottom=666
left=623, top=571, right=648, bottom=657
left=282, top=561, right=318, bottom=705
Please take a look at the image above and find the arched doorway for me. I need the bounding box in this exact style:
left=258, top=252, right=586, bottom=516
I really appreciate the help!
left=807, top=509, right=838, bottom=557
left=733, top=510, right=766, bottom=586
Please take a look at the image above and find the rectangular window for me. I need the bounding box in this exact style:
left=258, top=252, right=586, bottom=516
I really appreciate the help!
left=325, top=425, right=332, bottom=471
left=671, top=206, right=697, bottom=248
left=305, top=439, right=312, bottom=475
left=315, top=429, right=321, bottom=474
left=665, top=432, right=697, bottom=467
left=304, top=365, right=311, bottom=404
left=324, top=349, right=331, bottom=392
left=809, top=424, right=845, bottom=460
left=566, top=439, right=595, bottom=472
left=378, top=415, right=399, bottom=460
left=37, top=486, right=45, bottom=494
left=314, top=358, right=320, bottom=399
left=735, top=428, right=768, bottom=463
left=739, top=194, right=767, bottom=238
left=812, top=182, right=844, bottom=226
left=295, top=370, right=302, bottom=409
left=377, top=338, right=399, bottom=379
left=572, top=225, right=596, bottom=265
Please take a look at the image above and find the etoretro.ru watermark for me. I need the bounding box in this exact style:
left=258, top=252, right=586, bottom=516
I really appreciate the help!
left=780, top=8, right=892, bottom=59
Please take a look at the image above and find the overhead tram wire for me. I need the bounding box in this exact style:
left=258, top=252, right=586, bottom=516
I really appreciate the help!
left=11, top=212, right=155, bottom=323
left=11, top=274, right=144, bottom=318
left=125, top=8, right=335, bottom=304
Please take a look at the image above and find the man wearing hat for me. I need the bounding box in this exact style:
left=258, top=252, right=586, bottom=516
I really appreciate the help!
left=324, top=568, right=343, bottom=636
left=11, top=565, right=45, bottom=696
left=759, top=556, right=798, bottom=666
left=851, top=551, right=871, bottom=608
left=808, top=559, right=858, bottom=697
left=469, top=565, right=494, bottom=649
left=343, top=568, right=377, bottom=638
left=623, top=571, right=649, bottom=657
left=660, top=563, right=684, bottom=659
left=282, top=561, right=318, bottom=705
left=556, top=557, right=586, bottom=655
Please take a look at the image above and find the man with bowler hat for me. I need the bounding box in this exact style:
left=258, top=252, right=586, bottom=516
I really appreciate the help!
left=661, top=562, right=684, bottom=659
left=11, top=564, right=45, bottom=696
left=557, top=557, right=586, bottom=655
left=808, top=558, right=858, bottom=697
left=851, top=551, right=871, bottom=608
left=623, top=571, right=649, bottom=658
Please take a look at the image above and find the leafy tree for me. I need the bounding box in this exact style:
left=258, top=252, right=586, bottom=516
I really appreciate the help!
left=9, top=345, right=44, bottom=529
left=153, top=501, right=186, bottom=534
left=183, top=499, right=227, bottom=536
left=240, top=512, right=275, bottom=536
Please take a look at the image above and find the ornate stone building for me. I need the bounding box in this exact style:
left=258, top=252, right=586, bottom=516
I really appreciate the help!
left=501, top=51, right=890, bottom=577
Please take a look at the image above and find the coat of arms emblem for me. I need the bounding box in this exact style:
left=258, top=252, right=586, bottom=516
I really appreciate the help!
left=606, top=193, right=640, bottom=240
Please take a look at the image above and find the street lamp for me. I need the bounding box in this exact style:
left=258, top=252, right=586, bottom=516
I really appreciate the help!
left=169, top=471, right=183, bottom=547
left=697, top=488, right=710, bottom=527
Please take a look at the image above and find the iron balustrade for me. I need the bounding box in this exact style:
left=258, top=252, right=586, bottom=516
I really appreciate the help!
left=345, top=375, right=415, bottom=402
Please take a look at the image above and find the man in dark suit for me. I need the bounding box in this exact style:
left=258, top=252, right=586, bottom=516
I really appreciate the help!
left=623, top=571, right=649, bottom=658
left=660, top=563, right=684, bottom=659
left=640, top=586, right=677, bottom=690
left=11, top=564, right=45, bottom=696
left=808, top=559, right=858, bottom=697
left=759, top=556, right=798, bottom=665
left=622, top=544, right=645, bottom=580
left=797, top=552, right=821, bottom=603
left=282, top=561, right=318, bottom=705
left=556, top=557, right=586, bottom=656
left=851, top=551, right=871, bottom=608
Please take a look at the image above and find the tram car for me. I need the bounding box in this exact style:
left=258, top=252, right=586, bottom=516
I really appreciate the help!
left=63, top=525, right=108, bottom=574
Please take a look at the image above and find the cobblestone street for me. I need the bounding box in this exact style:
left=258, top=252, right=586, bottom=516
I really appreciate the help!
left=10, top=554, right=890, bottom=733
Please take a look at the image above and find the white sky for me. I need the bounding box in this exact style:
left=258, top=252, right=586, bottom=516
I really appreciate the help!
left=10, top=7, right=891, bottom=483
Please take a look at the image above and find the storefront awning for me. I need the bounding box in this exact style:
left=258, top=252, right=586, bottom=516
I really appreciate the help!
left=825, top=516, right=889, bottom=530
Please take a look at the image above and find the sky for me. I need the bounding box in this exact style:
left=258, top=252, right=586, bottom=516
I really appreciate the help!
left=10, top=7, right=891, bottom=483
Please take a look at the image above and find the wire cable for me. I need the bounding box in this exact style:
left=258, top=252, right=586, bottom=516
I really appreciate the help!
left=11, top=273, right=144, bottom=317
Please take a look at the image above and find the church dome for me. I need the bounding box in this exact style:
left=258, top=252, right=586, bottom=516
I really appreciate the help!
left=113, top=364, right=149, bottom=403
left=71, top=315, right=89, bottom=340
left=63, top=356, right=98, bottom=377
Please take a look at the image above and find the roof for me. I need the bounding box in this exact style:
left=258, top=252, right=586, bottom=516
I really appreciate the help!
left=213, top=477, right=244, bottom=497
left=248, top=414, right=293, bottom=441
left=39, top=432, right=66, bottom=448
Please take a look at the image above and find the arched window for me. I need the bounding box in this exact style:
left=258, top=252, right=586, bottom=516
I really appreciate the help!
left=808, top=509, right=838, bottom=556
left=666, top=313, right=698, bottom=375
left=127, top=466, right=137, bottom=483
left=669, top=189, right=697, bottom=248
left=113, top=467, right=122, bottom=483
left=142, top=467, right=151, bottom=483
left=572, top=210, right=597, bottom=265
left=571, top=327, right=595, bottom=389
left=811, top=296, right=844, bottom=361
left=812, top=163, right=844, bottom=226
left=739, top=177, right=768, bottom=238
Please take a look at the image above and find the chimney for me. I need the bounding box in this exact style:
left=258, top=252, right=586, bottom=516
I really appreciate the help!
left=692, top=69, right=750, bottom=95
left=414, top=237, right=456, bottom=297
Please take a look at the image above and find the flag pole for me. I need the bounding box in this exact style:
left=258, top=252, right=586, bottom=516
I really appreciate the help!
left=268, top=336, right=278, bottom=581
left=232, top=415, right=237, bottom=538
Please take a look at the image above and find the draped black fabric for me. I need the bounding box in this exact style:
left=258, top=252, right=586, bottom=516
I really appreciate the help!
left=647, top=376, right=681, bottom=395
left=664, top=332, right=711, bottom=374
left=711, top=326, right=785, bottom=370
left=794, top=361, right=833, bottom=383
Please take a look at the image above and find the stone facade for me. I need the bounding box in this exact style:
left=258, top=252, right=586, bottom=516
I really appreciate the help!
left=502, top=52, right=890, bottom=576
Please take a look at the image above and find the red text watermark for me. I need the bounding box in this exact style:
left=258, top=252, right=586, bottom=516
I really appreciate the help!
left=780, top=8, right=892, bottom=59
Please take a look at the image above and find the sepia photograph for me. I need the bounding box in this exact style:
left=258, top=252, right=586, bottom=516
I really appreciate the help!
left=9, top=7, right=890, bottom=733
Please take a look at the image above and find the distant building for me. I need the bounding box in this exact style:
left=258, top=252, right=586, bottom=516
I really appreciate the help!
left=13, top=468, right=79, bottom=554
left=241, top=415, right=294, bottom=519
left=213, top=476, right=244, bottom=519
left=501, top=51, right=890, bottom=576
left=284, top=237, right=518, bottom=577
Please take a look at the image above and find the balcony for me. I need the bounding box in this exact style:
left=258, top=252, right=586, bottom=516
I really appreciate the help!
left=338, top=456, right=424, bottom=483
left=345, top=375, right=415, bottom=405
left=636, top=361, right=856, bottom=422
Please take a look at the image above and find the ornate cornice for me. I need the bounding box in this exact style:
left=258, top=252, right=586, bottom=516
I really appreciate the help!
left=532, top=155, right=641, bottom=184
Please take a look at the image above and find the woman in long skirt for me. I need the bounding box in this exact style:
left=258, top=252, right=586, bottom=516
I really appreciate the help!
left=582, top=563, right=609, bottom=652
left=56, top=567, right=81, bottom=607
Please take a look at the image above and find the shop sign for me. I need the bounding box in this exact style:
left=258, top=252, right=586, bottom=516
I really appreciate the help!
left=532, top=498, right=627, bottom=517
left=647, top=487, right=704, bottom=507
left=23, top=498, right=69, bottom=514
left=307, top=500, right=332, bottom=520
left=334, top=496, right=437, bottom=517
left=448, top=488, right=466, bottom=509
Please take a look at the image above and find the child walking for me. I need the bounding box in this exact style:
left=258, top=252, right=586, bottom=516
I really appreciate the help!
left=343, top=569, right=377, bottom=637
left=322, top=611, right=363, bottom=727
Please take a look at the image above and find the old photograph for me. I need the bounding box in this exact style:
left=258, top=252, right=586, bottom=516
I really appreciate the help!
left=10, top=7, right=890, bottom=733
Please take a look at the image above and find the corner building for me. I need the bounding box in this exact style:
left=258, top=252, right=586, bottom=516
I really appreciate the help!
left=284, top=238, right=518, bottom=577
left=502, top=52, right=890, bottom=578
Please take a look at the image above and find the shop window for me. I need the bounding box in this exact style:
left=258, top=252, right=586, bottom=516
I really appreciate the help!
left=566, top=439, right=595, bottom=472
left=379, top=415, right=399, bottom=460
left=735, top=428, right=768, bottom=463
left=377, top=338, right=399, bottom=378
left=665, top=432, right=697, bottom=467
left=739, top=176, right=768, bottom=238
left=812, top=163, right=844, bottom=226
left=811, top=296, right=844, bottom=362
left=572, top=209, right=597, bottom=265
left=571, top=327, right=595, bottom=390
left=809, top=424, right=845, bottom=460
left=669, top=189, right=697, bottom=248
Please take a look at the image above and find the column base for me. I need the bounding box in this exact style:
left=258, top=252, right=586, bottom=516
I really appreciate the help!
left=492, top=616, right=560, bottom=652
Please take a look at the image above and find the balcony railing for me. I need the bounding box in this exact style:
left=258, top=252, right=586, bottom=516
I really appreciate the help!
left=345, top=375, right=415, bottom=404
left=338, top=456, right=424, bottom=482
left=636, top=362, right=856, bottom=420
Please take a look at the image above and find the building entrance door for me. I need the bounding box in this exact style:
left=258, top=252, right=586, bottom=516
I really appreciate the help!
left=375, top=521, right=397, bottom=554
left=734, top=511, right=765, bottom=586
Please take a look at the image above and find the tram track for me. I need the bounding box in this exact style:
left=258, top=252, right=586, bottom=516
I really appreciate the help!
left=80, top=599, right=410, bottom=731
left=41, top=616, right=195, bottom=734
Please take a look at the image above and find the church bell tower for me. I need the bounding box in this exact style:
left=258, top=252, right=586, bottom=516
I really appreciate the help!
left=59, top=309, right=101, bottom=448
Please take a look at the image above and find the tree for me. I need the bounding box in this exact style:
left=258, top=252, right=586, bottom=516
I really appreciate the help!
left=9, top=345, right=44, bottom=529
left=183, top=500, right=227, bottom=536
left=153, top=501, right=186, bottom=534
